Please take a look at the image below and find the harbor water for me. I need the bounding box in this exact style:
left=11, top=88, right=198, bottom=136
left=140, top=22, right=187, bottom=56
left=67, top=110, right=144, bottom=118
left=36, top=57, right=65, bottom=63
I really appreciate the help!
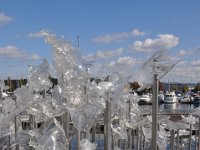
left=67, top=103, right=199, bottom=150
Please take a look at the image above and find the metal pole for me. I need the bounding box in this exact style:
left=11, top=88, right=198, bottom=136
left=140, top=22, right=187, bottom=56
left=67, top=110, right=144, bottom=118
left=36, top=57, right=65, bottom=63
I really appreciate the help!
left=195, top=129, right=198, bottom=150
left=62, top=112, right=70, bottom=145
left=170, top=130, right=175, bottom=150
left=15, top=116, right=19, bottom=150
left=0, top=87, right=2, bottom=150
left=76, top=129, right=81, bottom=150
left=151, top=74, right=158, bottom=150
left=0, top=87, right=2, bottom=99
left=137, top=127, right=140, bottom=150
left=128, top=129, right=132, bottom=149
left=98, top=123, right=100, bottom=142
left=14, top=82, right=19, bottom=150
left=66, top=112, right=70, bottom=139
left=140, top=127, right=143, bottom=150
left=189, top=124, right=192, bottom=150
left=29, top=115, right=35, bottom=150
left=92, top=124, right=96, bottom=142
left=198, top=117, right=200, bottom=150
left=111, top=132, right=115, bottom=150
left=177, top=129, right=179, bottom=150
left=132, top=129, right=135, bottom=149
left=128, top=99, right=131, bottom=149
left=104, top=92, right=111, bottom=150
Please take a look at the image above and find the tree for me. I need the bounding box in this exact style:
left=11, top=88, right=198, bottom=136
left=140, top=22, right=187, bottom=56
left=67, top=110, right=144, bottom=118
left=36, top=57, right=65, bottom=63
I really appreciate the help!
left=158, top=81, right=164, bottom=91
left=7, top=77, right=14, bottom=92
left=129, top=81, right=140, bottom=91
left=182, top=84, right=189, bottom=93
left=19, top=78, right=27, bottom=87
left=195, top=83, right=200, bottom=92
left=172, top=84, right=179, bottom=92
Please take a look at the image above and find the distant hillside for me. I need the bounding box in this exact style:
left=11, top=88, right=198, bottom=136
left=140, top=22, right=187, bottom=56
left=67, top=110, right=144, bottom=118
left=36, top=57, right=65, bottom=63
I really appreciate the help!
left=162, top=82, right=196, bottom=92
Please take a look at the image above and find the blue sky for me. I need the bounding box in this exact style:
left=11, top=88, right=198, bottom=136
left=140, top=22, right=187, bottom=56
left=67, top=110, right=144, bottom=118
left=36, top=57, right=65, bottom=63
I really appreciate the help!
left=0, top=1, right=200, bottom=83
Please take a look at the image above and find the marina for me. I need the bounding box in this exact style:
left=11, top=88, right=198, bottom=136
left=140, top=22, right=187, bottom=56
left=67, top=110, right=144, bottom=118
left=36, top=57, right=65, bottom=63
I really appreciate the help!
left=0, top=32, right=200, bottom=150
left=1, top=87, right=200, bottom=150
left=1, top=1, right=200, bottom=149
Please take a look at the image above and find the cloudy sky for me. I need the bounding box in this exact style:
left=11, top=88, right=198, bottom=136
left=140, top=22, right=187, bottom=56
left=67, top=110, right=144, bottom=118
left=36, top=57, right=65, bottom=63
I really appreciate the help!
left=1, top=1, right=200, bottom=83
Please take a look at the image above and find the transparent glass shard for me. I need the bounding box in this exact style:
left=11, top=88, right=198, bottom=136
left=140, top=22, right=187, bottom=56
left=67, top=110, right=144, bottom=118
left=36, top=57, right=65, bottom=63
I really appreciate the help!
left=28, top=58, right=52, bottom=92
left=29, top=118, right=68, bottom=150
left=157, top=131, right=168, bottom=150
left=137, top=49, right=178, bottom=91
left=2, top=97, right=16, bottom=114
left=0, top=114, right=15, bottom=138
left=142, top=126, right=151, bottom=140
left=111, top=123, right=128, bottom=140
left=80, top=139, right=96, bottom=150
left=181, top=115, right=197, bottom=125
left=68, top=103, right=103, bottom=132
left=14, top=86, right=32, bottom=111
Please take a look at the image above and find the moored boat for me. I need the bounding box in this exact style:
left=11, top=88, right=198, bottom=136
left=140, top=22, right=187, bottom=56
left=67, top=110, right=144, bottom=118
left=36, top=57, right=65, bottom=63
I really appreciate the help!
left=164, top=91, right=177, bottom=103
left=193, top=96, right=200, bottom=104
left=180, top=95, right=192, bottom=104
left=138, top=94, right=152, bottom=105
left=158, top=92, right=164, bottom=103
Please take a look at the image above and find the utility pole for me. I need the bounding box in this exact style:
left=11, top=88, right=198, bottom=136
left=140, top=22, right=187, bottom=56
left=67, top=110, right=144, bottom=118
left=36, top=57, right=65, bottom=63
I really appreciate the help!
left=152, top=74, right=158, bottom=150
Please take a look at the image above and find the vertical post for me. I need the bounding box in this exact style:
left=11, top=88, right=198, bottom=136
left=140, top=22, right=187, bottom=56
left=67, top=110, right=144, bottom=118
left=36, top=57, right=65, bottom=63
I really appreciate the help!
left=111, top=132, right=115, bottom=150
left=76, top=129, right=81, bottom=150
left=0, top=87, right=2, bottom=113
left=152, top=74, right=158, bottom=150
left=29, top=115, right=35, bottom=150
left=62, top=112, right=69, bottom=138
left=98, top=123, right=101, bottom=145
left=170, top=130, right=175, bottom=150
left=195, top=129, right=198, bottom=150
left=140, top=127, right=143, bottom=150
left=132, top=130, right=135, bottom=149
left=104, top=92, right=111, bottom=150
left=0, top=87, right=2, bottom=100
left=15, top=116, right=19, bottom=150
left=137, top=127, right=140, bottom=150
left=176, top=129, right=179, bottom=150
left=189, top=124, right=192, bottom=150
left=65, top=112, right=70, bottom=139
left=198, top=117, right=200, bottom=149
left=15, top=80, right=19, bottom=150
left=128, top=99, right=131, bottom=149
left=92, top=124, right=96, bottom=142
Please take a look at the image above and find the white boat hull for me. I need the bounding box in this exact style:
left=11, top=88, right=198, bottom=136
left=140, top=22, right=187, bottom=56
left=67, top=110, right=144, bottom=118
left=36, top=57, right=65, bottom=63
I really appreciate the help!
left=164, top=92, right=177, bottom=103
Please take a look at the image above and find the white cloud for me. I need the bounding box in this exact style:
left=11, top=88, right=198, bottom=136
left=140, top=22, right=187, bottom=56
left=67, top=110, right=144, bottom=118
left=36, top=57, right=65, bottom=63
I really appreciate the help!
left=191, top=60, right=200, bottom=66
left=177, top=48, right=196, bottom=57
left=195, top=47, right=200, bottom=52
left=28, top=31, right=44, bottom=38
left=108, top=56, right=136, bottom=67
left=176, top=60, right=187, bottom=66
left=0, top=45, right=40, bottom=60
left=0, top=12, right=12, bottom=25
left=31, top=54, right=40, bottom=60
left=129, top=34, right=179, bottom=52
left=162, top=59, right=200, bottom=83
left=131, top=29, right=145, bottom=36
left=104, top=56, right=140, bottom=78
left=178, top=50, right=186, bottom=56
left=83, top=47, right=124, bottom=62
left=93, top=28, right=145, bottom=43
